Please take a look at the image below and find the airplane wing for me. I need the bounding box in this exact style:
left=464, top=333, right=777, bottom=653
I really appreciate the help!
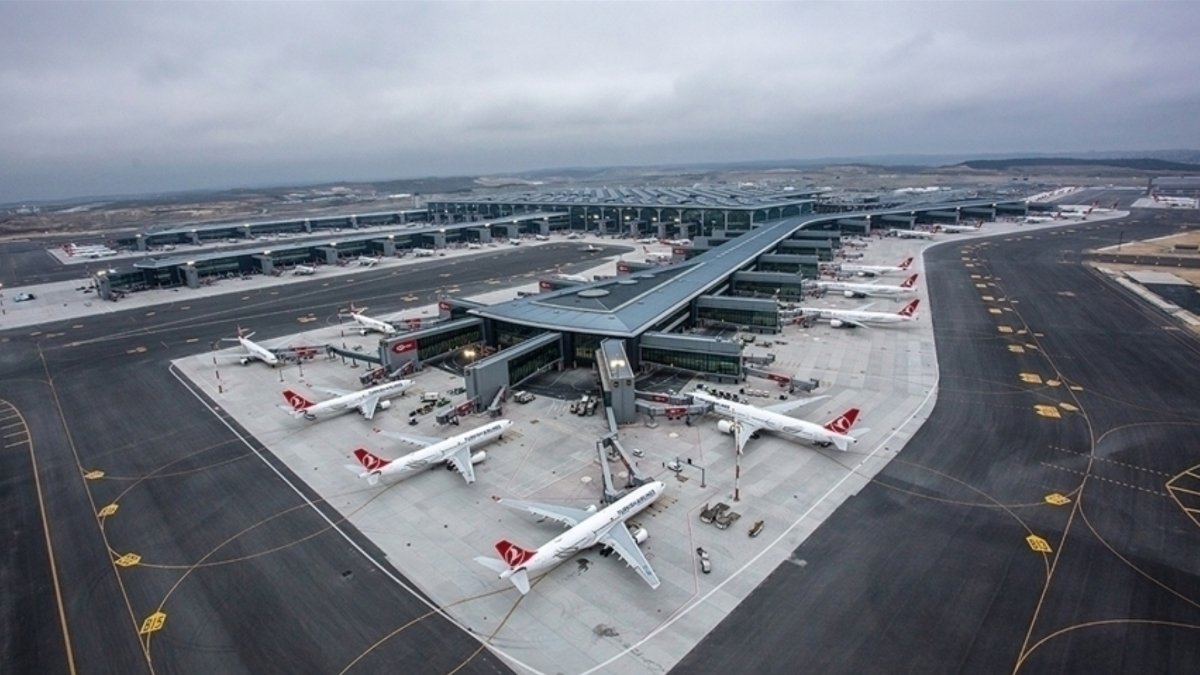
left=764, top=394, right=827, bottom=415
left=380, top=430, right=441, bottom=448
left=447, top=445, right=476, bottom=484
left=357, top=395, right=381, bottom=420
left=598, top=522, right=660, bottom=589
left=733, top=420, right=761, bottom=455
left=499, top=498, right=592, bottom=529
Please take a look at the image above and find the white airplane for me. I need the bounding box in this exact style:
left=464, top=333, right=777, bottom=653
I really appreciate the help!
left=412, top=248, right=436, bottom=257
left=553, top=265, right=590, bottom=283
left=690, top=390, right=863, bottom=454
left=347, top=419, right=512, bottom=485
left=222, top=329, right=280, bottom=366
left=1023, top=215, right=1059, bottom=224
left=534, top=234, right=550, bottom=241
left=341, top=304, right=398, bottom=335
left=293, top=264, right=317, bottom=275
left=509, top=238, right=522, bottom=246
left=1151, top=193, right=1198, bottom=208
left=475, top=480, right=664, bottom=594
left=282, top=378, right=414, bottom=421
left=938, top=223, right=983, bottom=234
left=357, top=255, right=380, bottom=267
left=887, top=228, right=936, bottom=240
left=816, top=274, right=919, bottom=299
left=840, top=257, right=913, bottom=277
left=636, top=237, right=659, bottom=244
left=800, top=298, right=920, bottom=329
left=466, top=242, right=483, bottom=249
left=665, top=238, right=691, bottom=246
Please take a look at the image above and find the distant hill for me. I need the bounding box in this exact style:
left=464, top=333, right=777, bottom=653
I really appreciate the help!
left=955, top=157, right=1200, bottom=172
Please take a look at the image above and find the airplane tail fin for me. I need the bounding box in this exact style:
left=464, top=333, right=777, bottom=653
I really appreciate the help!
left=899, top=256, right=913, bottom=270
left=898, top=299, right=920, bottom=317
left=353, top=448, right=389, bottom=485
left=495, top=539, right=537, bottom=569
left=900, top=274, right=918, bottom=288
left=824, top=408, right=861, bottom=435
left=283, top=389, right=314, bottom=412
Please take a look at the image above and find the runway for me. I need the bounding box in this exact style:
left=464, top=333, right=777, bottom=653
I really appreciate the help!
left=673, top=211, right=1200, bottom=673
left=0, top=243, right=627, bottom=674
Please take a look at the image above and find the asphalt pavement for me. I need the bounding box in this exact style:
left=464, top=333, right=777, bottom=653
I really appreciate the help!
left=673, top=210, right=1200, bottom=674
left=1, top=243, right=628, bottom=674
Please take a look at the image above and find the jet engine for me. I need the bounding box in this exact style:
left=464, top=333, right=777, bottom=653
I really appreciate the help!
left=830, top=319, right=856, bottom=329
left=378, top=400, right=392, bottom=411
left=631, top=527, right=649, bottom=544
left=470, top=450, right=487, bottom=465
left=843, top=290, right=863, bottom=298
left=717, top=419, right=736, bottom=435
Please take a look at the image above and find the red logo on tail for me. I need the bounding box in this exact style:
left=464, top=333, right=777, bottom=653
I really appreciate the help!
left=354, top=448, right=389, bottom=472
left=824, top=408, right=860, bottom=434
left=899, top=257, right=913, bottom=270
left=898, top=299, right=920, bottom=317
left=495, top=540, right=536, bottom=568
left=283, top=390, right=313, bottom=410
left=900, top=274, right=919, bottom=288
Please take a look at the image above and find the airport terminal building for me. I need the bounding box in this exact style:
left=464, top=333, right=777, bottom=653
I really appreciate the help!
left=98, top=186, right=1026, bottom=419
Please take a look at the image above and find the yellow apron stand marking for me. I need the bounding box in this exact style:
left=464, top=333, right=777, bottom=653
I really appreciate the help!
left=139, top=612, right=166, bottom=635
left=1019, top=373, right=1043, bottom=384
left=997, top=326, right=1013, bottom=334
left=981, top=295, right=994, bottom=301
left=1046, top=379, right=1062, bottom=387
left=1008, top=345, right=1025, bottom=354
left=83, top=470, right=105, bottom=480
left=1059, top=402, right=1079, bottom=412
left=1026, top=535, right=1052, bottom=553
left=1034, top=405, right=1062, bottom=419
left=97, top=503, right=119, bottom=517
left=1044, top=493, right=1072, bottom=506
left=988, top=308, right=1002, bottom=315
left=115, top=553, right=142, bottom=567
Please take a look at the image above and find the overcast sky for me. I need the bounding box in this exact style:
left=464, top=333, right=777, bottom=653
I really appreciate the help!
left=1, top=2, right=1197, bottom=203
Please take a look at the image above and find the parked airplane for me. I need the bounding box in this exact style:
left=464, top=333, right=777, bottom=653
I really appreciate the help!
left=938, top=223, right=983, bottom=234
left=466, top=242, right=483, bottom=249
left=1151, top=193, right=1199, bottom=208
left=800, top=299, right=920, bottom=329
left=553, top=265, right=590, bottom=283
left=816, top=274, right=919, bottom=299
left=293, top=264, right=317, bottom=275
left=534, top=234, right=550, bottom=241
left=888, top=228, right=936, bottom=240
left=1023, top=215, right=1058, bottom=224
left=283, top=378, right=414, bottom=421
left=690, top=390, right=862, bottom=453
left=222, top=329, right=280, bottom=366
left=475, top=480, right=665, bottom=594
left=347, top=419, right=512, bottom=485
left=412, top=248, right=436, bottom=257
left=636, top=237, right=659, bottom=244
left=357, top=256, right=380, bottom=267
left=840, top=257, right=913, bottom=277
left=341, top=303, right=398, bottom=335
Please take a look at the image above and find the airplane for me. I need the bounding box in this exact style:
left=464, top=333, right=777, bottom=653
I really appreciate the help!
left=1151, top=192, right=1198, bottom=208
left=799, top=299, right=919, bottom=329
left=222, top=329, right=281, bottom=366
left=636, top=237, right=659, bottom=244
left=509, top=238, right=522, bottom=246
left=357, top=255, right=380, bottom=267
left=466, top=242, right=483, bottom=249
left=690, top=390, right=863, bottom=453
left=347, top=419, right=512, bottom=485
left=474, top=480, right=665, bottom=594
left=887, top=228, right=936, bottom=240
left=938, top=223, right=983, bottom=234
left=553, top=265, right=590, bottom=283
left=534, top=234, right=550, bottom=241
left=816, top=274, right=919, bottom=299
left=1023, top=215, right=1059, bottom=224
left=840, top=257, right=913, bottom=277
left=412, top=248, right=436, bottom=257
left=341, top=303, right=398, bottom=335
left=293, top=264, right=317, bottom=275
left=282, top=378, right=414, bottom=421
left=664, top=238, right=691, bottom=246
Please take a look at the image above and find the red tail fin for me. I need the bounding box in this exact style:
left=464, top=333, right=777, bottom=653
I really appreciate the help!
left=824, top=408, right=860, bottom=434
left=283, top=389, right=314, bottom=411
left=898, top=299, right=920, bottom=317
left=495, top=539, right=537, bottom=569
left=899, top=257, right=913, bottom=270
left=353, top=448, right=390, bottom=472
left=900, top=274, right=918, bottom=288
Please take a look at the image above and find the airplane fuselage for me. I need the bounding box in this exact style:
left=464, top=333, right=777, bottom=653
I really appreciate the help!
left=691, top=391, right=854, bottom=448
left=239, top=337, right=280, bottom=366
left=378, top=420, right=511, bottom=480
left=351, top=312, right=397, bottom=335
left=300, top=379, right=414, bottom=419
left=517, top=481, right=663, bottom=575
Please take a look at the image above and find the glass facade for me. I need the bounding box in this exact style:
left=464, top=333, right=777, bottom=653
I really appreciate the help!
left=507, top=340, right=562, bottom=384
left=697, top=305, right=780, bottom=331
left=495, top=321, right=545, bottom=348
left=418, top=324, right=483, bottom=361
left=641, top=347, right=741, bottom=376
left=572, top=333, right=603, bottom=366
left=732, top=280, right=806, bottom=299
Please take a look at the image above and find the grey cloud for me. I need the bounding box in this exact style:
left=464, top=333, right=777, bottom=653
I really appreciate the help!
left=1, top=1, right=1198, bottom=202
